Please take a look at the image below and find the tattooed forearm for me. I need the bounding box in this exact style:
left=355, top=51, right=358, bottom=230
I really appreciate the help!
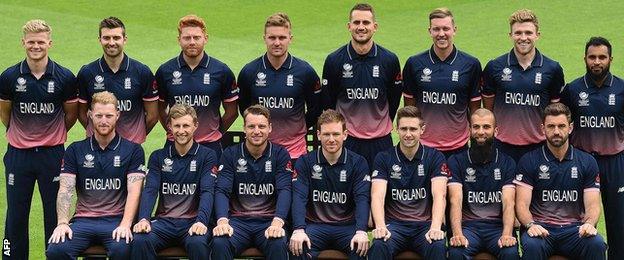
left=127, top=174, right=145, bottom=184
left=56, top=175, right=76, bottom=224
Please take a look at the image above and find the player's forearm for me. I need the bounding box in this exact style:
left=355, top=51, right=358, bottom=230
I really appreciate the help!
left=56, top=175, right=76, bottom=225
left=482, top=96, right=494, bottom=111
left=121, top=175, right=144, bottom=227
left=63, top=102, right=78, bottom=131
left=515, top=203, right=533, bottom=225
left=403, top=96, right=415, bottom=107
left=214, top=191, right=230, bottom=219
left=291, top=184, right=308, bottom=229
left=449, top=201, right=463, bottom=235
left=275, top=188, right=291, bottom=220
left=371, top=196, right=386, bottom=228
left=431, top=180, right=447, bottom=230
left=144, top=111, right=158, bottom=135
left=157, top=101, right=168, bottom=129
left=501, top=189, right=516, bottom=235
left=0, top=101, right=11, bottom=128
left=196, top=174, right=215, bottom=224
left=583, top=193, right=601, bottom=225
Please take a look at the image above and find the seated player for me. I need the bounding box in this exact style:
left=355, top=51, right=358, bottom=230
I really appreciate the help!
left=211, top=105, right=292, bottom=260
left=289, top=109, right=371, bottom=260
left=131, top=104, right=217, bottom=259
left=447, top=109, right=519, bottom=259
left=515, top=103, right=606, bottom=260
left=46, top=91, right=145, bottom=260
left=368, top=106, right=447, bottom=259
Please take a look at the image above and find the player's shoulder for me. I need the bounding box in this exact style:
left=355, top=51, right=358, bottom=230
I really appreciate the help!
left=120, top=137, right=144, bottom=152
left=78, top=58, right=100, bottom=73
left=423, top=144, right=445, bottom=161
left=571, top=146, right=596, bottom=164
left=156, top=55, right=180, bottom=72
left=326, top=44, right=349, bottom=61
left=0, top=61, right=22, bottom=80
left=405, top=49, right=430, bottom=65
left=496, top=149, right=516, bottom=167
left=66, top=137, right=92, bottom=152
left=50, top=59, right=75, bottom=78
left=127, top=56, right=152, bottom=73
left=241, top=55, right=264, bottom=72
left=447, top=150, right=469, bottom=165
left=484, top=52, right=509, bottom=68
left=269, top=142, right=290, bottom=157
left=148, top=146, right=167, bottom=160
left=517, top=146, right=545, bottom=168
left=291, top=55, right=315, bottom=71
left=345, top=148, right=368, bottom=166
left=456, top=49, right=481, bottom=65
left=207, top=55, right=232, bottom=71
left=375, top=43, right=399, bottom=60
left=222, top=143, right=243, bottom=158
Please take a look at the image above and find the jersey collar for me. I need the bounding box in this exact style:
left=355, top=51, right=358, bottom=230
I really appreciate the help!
left=317, top=148, right=348, bottom=165
left=428, top=45, right=458, bottom=65
left=262, top=53, right=293, bottom=71
left=168, top=141, right=200, bottom=158
left=98, top=53, right=130, bottom=73
left=583, top=72, right=614, bottom=89
left=507, top=48, right=544, bottom=68
left=541, top=144, right=574, bottom=162
left=394, top=144, right=424, bottom=163
left=89, top=133, right=122, bottom=152
left=346, top=42, right=378, bottom=60
left=19, top=58, right=55, bottom=77
left=240, top=141, right=273, bottom=160
left=177, top=51, right=210, bottom=69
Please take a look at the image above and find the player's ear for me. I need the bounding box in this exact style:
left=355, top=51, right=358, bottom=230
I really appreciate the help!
left=541, top=123, right=546, bottom=135
left=494, top=126, right=499, bottom=137
left=268, top=123, right=272, bottom=134
left=568, top=122, right=573, bottom=134
left=342, top=129, right=347, bottom=141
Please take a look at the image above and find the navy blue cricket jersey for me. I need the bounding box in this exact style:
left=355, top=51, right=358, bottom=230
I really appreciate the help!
left=155, top=52, right=238, bottom=143
left=0, top=58, right=77, bottom=148
left=561, top=73, right=624, bottom=156
left=61, top=134, right=145, bottom=218
left=372, top=145, right=449, bottom=223
left=238, top=53, right=321, bottom=158
left=402, top=46, right=482, bottom=151
left=513, top=145, right=600, bottom=225
left=447, top=148, right=516, bottom=223
left=214, top=142, right=292, bottom=220
left=291, top=148, right=371, bottom=231
left=321, top=43, right=402, bottom=139
left=77, top=55, right=158, bottom=144
left=482, top=49, right=564, bottom=145
left=138, top=142, right=218, bottom=225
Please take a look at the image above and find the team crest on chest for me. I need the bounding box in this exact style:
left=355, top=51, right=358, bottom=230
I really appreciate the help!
left=124, top=77, right=132, bottom=89
left=236, top=158, right=248, bottom=173
left=494, top=168, right=501, bottom=180
left=571, top=166, right=578, bottom=179
left=47, top=81, right=55, bottom=93
left=578, top=92, right=589, bottom=106
left=172, top=71, right=182, bottom=85
left=113, top=155, right=121, bottom=167
left=465, top=167, right=476, bottom=182
left=256, top=72, right=267, bottom=87
left=372, top=65, right=380, bottom=78
left=342, top=63, right=353, bottom=78
left=311, top=164, right=323, bottom=179
left=16, top=77, right=27, bottom=92
left=451, top=70, right=459, bottom=82
left=83, top=154, right=95, bottom=168
left=265, top=161, right=272, bottom=172
left=190, top=160, right=197, bottom=172
left=286, top=74, right=294, bottom=86
left=538, top=165, right=550, bottom=179
left=162, top=158, right=173, bottom=172
left=94, top=75, right=105, bottom=89
left=421, top=68, right=432, bottom=82
left=535, top=72, right=542, bottom=84
left=609, top=94, right=616, bottom=106
left=390, top=164, right=402, bottom=179
left=417, top=164, right=425, bottom=176
left=203, top=73, right=210, bottom=85
left=501, top=68, right=512, bottom=81
left=340, top=170, right=347, bottom=182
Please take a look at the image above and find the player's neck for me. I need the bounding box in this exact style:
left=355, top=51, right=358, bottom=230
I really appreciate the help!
left=174, top=141, right=193, bottom=157
left=399, top=142, right=420, bottom=161
left=433, top=45, right=454, bottom=62
left=103, top=52, right=125, bottom=73
left=183, top=52, right=204, bottom=70
left=94, top=131, right=117, bottom=150
left=26, top=56, right=49, bottom=79
left=514, top=48, right=536, bottom=70
left=547, top=142, right=569, bottom=161
left=245, top=141, right=268, bottom=159
left=350, top=40, right=374, bottom=56
left=322, top=148, right=343, bottom=165
left=267, top=53, right=288, bottom=70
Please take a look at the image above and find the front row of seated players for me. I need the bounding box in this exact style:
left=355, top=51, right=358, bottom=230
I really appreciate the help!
left=44, top=91, right=606, bottom=260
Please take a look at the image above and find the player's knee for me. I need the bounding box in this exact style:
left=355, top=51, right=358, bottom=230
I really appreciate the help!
left=131, top=233, right=151, bottom=246
left=265, top=237, right=288, bottom=251
left=447, top=246, right=465, bottom=260
left=107, top=241, right=131, bottom=259
left=427, top=240, right=447, bottom=257
left=185, top=234, right=209, bottom=248
left=584, top=236, right=607, bottom=252
left=210, top=236, right=231, bottom=251
left=498, top=246, right=520, bottom=260
left=520, top=235, right=546, bottom=251
left=45, top=243, right=70, bottom=259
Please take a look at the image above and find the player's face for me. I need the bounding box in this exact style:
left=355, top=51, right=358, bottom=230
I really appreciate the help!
left=264, top=26, right=292, bottom=59
left=429, top=17, right=456, bottom=51
left=542, top=114, right=572, bottom=148
left=510, top=22, right=539, bottom=56
left=397, top=117, right=424, bottom=149
left=178, top=26, right=207, bottom=58
left=244, top=114, right=272, bottom=147
left=90, top=103, right=119, bottom=137
left=318, top=121, right=347, bottom=154
left=348, top=10, right=377, bottom=45
left=169, top=115, right=197, bottom=147
left=470, top=114, right=497, bottom=146
left=99, top=27, right=126, bottom=58
left=585, top=45, right=612, bottom=79
left=22, top=32, right=52, bottom=62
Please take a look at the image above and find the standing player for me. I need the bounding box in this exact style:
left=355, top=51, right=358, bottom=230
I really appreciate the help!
left=0, top=19, right=78, bottom=259
left=211, top=105, right=291, bottom=260
left=481, top=9, right=564, bottom=162
left=156, top=14, right=238, bottom=157
left=46, top=91, right=145, bottom=260
left=447, top=109, right=519, bottom=259
left=560, top=36, right=623, bottom=259
left=76, top=17, right=158, bottom=144
left=514, top=103, right=606, bottom=260
left=368, top=106, right=448, bottom=259
left=238, top=12, right=321, bottom=160
left=403, top=8, right=482, bottom=158
left=131, top=104, right=216, bottom=259
left=321, top=3, right=402, bottom=167
left=290, top=109, right=371, bottom=260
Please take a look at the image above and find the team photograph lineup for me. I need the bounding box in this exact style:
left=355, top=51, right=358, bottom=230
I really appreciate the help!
left=0, top=1, right=622, bottom=259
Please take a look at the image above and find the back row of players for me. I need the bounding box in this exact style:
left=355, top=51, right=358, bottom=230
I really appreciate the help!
left=0, top=2, right=619, bottom=259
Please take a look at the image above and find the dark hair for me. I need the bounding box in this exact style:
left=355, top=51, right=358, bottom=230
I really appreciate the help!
left=585, top=36, right=612, bottom=56
left=396, top=106, right=424, bottom=127
left=99, top=17, right=125, bottom=37
left=317, top=109, right=346, bottom=131
left=542, top=102, right=572, bottom=123
left=349, top=3, right=375, bottom=21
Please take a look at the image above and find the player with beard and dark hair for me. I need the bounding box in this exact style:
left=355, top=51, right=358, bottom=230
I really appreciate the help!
left=447, top=109, right=519, bottom=259
left=560, top=36, right=621, bottom=258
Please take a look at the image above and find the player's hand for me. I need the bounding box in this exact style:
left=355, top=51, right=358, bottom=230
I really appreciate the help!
left=498, top=234, right=517, bottom=248
left=289, top=229, right=311, bottom=256
left=49, top=223, right=72, bottom=244
left=350, top=231, right=369, bottom=257
left=133, top=219, right=151, bottom=233
left=527, top=224, right=549, bottom=238
left=112, top=225, right=133, bottom=244
left=264, top=225, right=286, bottom=239
left=425, top=229, right=445, bottom=243
left=188, top=222, right=208, bottom=236
left=578, top=223, right=598, bottom=237
left=372, top=226, right=391, bottom=241
left=212, top=219, right=234, bottom=237
left=450, top=234, right=469, bottom=247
